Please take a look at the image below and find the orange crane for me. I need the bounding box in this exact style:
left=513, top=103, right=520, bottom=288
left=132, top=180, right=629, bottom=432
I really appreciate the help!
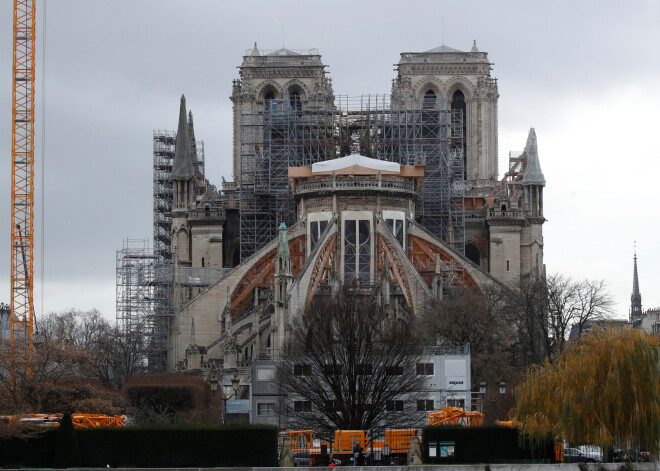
left=427, top=406, right=484, bottom=426
left=10, top=0, right=36, bottom=384
left=1, top=414, right=127, bottom=428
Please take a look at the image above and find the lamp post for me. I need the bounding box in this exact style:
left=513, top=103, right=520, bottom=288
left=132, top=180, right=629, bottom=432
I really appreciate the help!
left=209, top=376, right=218, bottom=396
left=479, top=381, right=506, bottom=395
left=480, top=381, right=507, bottom=422
left=223, top=375, right=241, bottom=424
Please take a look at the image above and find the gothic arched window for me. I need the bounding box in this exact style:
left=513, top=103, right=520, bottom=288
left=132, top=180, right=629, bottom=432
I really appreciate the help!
left=261, top=85, right=278, bottom=112
left=465, top=242, right=480, bottom=266
left=421, top=89, right=438, bottom=139
left=423, top=89, right=437, bottom=109
left=290, top=90, right=302, bottom=111
left=451, top=89, right=467, bottom=179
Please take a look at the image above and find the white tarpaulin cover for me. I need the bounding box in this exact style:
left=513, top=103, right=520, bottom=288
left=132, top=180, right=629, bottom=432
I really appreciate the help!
left=312, top=154, right=400, bottom=174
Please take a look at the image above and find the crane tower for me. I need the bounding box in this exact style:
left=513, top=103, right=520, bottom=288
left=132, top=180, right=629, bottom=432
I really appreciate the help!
left=10, top=0, right=36, bottom=382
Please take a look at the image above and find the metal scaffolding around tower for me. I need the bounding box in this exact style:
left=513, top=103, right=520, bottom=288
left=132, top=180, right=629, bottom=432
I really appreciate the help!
left=128, top=128, right=207, bottom=372
left=238, top=95, right=464, bottom=262
left=153, top=130, right=176, bottom=262
left=153, top=130, right=206, bottom=262
left=115, top=239, right=169, bottom=370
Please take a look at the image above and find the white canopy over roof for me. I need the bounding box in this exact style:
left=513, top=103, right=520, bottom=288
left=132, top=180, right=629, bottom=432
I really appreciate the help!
left=312, top=154, right=400, bottom=174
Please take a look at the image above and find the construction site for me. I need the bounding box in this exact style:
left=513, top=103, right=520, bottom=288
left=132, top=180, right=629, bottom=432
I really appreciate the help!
left=108, top=43, right=547, bottom=389
left=2, top=0, right=549, bottom=439
left=237, top=94, right=465, bottom=262
left=116, top=91, right=467, bottom=372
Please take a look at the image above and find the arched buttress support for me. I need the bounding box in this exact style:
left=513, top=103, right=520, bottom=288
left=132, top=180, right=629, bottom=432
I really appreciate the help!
left=407, top=234, right=477, bottom=290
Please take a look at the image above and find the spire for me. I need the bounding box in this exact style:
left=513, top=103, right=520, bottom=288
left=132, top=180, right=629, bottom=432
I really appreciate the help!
left=522, top=128, right=546, bottom=186
left=171, top=95, right=195, bottom=181
left=188, top=110, right=197, bottom=147
left=630, top=244, right=642, bottom=322
left=471, top=40, right=479, bottom=53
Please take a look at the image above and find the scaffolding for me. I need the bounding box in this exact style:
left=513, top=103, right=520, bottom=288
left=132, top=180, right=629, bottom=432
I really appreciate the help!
left=147, top=129, right=206, bottom=370
left=116, top=240, right=231, bottom=372
left=116, top=239, right=168, bottom=370
left=238, top=95, right=464, bottom=261
left=153, top=130, right=206, bottom=262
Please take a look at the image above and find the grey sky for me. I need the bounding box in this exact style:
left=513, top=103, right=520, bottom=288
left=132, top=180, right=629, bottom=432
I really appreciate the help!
left=1, top=0, right=659, bottom=322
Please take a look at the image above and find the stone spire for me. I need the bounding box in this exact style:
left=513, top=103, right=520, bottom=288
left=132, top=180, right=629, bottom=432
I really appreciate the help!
left=471, top=40, right=479, bottom=53
left=171, top=95, right=195, bottom=181
left=630, top=245, right=642, bottom=322
left=522, top=128, right=545, bottom=186
left=188, top=109, right=197, bottom=155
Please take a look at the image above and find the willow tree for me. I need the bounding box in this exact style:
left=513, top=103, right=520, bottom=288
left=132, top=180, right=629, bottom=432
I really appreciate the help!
left=514, top=328, right=660, bottom=454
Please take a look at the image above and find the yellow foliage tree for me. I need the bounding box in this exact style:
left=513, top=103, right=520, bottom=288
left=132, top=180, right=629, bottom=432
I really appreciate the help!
left=514, top=328, right=660, bottom=454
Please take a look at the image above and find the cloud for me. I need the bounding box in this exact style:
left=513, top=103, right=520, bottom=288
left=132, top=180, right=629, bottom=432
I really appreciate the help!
left=0, top=0, right=658, bottom=322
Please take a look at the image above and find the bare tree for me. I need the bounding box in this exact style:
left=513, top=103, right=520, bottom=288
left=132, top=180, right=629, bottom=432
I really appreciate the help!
left=277, top=287, right=425, bottom=438
left=0, top=308, right=147, bottom=414
left=38, top=309, right=147, bottom=387
left=546, top=275, right=615, bottom=358
left=546, top=274, right=578, bottom=357
left=571, top=279, right=615, bottom=337
left=504, top=277, right=550, bottom=368
left=0, top=335, right=124, bottom=415
left=419, top=287, right=516, bottom=387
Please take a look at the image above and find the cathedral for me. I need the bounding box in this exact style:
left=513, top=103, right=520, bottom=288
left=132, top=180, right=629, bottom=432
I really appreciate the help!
left=156, top=42, right=546, bottom=418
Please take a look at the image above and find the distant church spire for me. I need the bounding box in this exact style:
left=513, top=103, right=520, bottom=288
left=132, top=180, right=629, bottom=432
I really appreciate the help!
left=630, top=243, right=642, bottom=323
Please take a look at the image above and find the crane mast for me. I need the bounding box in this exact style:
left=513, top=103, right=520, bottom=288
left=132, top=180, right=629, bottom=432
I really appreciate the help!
left=10, top=0, right=36, bottom=382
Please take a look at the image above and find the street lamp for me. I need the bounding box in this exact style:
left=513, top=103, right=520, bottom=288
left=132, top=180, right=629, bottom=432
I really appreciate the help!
left=498, top=381, right=506, bottom=395
left=479, top=381, right=487, bottom=395
left=223, top=375, right=241, bottom=424
left=209, top=376, right=218, bottom=396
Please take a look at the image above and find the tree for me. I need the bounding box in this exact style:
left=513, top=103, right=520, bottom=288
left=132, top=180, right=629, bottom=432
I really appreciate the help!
left=277, top=288, right=425, bottom=437
left=419, top=287, right=516, bottom=389
left=546, top=275, right=615, bottom=358
left=123, top=374, right=221, bottom=425
left=0, top=309, right=136, bottom=414
left=505, top=276, right=550, bottom=368
left=38, top=308, right=147, bottom=387
left=513, top=328, right=660, bottom=454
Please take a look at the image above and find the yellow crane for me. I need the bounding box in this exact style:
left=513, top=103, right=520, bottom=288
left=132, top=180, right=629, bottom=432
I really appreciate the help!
left=10, top=0, right=36, bottom=384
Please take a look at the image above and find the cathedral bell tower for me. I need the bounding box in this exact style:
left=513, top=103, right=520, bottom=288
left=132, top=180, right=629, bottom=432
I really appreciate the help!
left=230, top=43, right=334, bottom=186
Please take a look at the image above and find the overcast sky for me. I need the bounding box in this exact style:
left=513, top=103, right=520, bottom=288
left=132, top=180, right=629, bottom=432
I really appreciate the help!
left=1, top=0, right=659, bottom=323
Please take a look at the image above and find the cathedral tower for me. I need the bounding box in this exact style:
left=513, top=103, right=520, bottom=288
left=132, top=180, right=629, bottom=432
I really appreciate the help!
left=392, top=41, right=499, bottom=187
left=230, top=44, right=334, bottom=185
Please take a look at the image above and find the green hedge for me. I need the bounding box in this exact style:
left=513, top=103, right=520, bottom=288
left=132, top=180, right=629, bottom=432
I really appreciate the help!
left=422, top=425, right=555, bottom=464
left=0, top=424, right=278, bottom=468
